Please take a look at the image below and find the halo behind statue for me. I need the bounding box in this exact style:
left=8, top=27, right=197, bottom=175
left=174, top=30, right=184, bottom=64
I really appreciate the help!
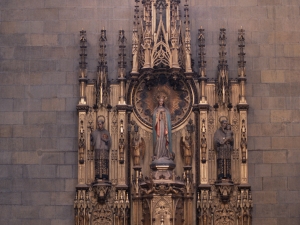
left=97, top=115, right=105, bottom=124
left=219, top=116, right=228, bottom=123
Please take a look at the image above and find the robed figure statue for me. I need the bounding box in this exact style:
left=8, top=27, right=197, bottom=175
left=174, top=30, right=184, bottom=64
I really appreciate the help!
left=213, top=116, right=233, bottom=181
left=91, top=116, right=111, bottom=180
left=152, top=96, right=173, bottom=160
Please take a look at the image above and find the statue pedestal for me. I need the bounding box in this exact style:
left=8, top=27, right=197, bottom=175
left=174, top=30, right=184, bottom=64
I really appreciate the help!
left=150, top=157, right=176, bottom=180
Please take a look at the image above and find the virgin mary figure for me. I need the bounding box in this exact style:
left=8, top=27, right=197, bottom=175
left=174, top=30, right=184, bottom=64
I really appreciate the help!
left=152, top=95, right=173, bottom=160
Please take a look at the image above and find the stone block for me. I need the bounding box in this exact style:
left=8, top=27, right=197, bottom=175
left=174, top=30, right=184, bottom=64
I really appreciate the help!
left=0, top=60, right=24, bottom=72
left=288, top=203, right=300, bottom=217
left=13, top=125, right=42, bottom=138
left=64, top=151, right=77, bottom=165
left=42, top=72, right=66, bottom=85
left=249, top=177, right=263, bottom=191
left=51, top=192, right=74, bottom=206
left=0, top=99, right=13, bottom=111
left=0, top=179, right=13, bottom=192
left=29, top=21, right=44, bottom=33
left=277, top=218, right=300, bottom=225
left=57, top=165, right=73, bottom=178
left=65, top=179, right=77, bottom=191
left=12, top=205, right=40, bottom=219
left=285, top=97, right=300, bottom=110
left=27, top=8, right=59, bottom=21
left=12, top=152, right=39, bottom=165
left=13, top=99, right=42, bottom=112
left=65, top=97, right=79, bottom=111
left=44, top=21, right=67, bottom=33
left=43, top=47, right=66, bottom=59
left=12, top=178, right=40, bottom=192
left=270, top=110, right=298, bottom=123
left=40, top=152, right=65, bottom=165
left=275, top=83, right=300, bottom=98
left=0, top=112, right=23, bottom=125
left=25, top=60, right=57, bottom=72
left=29, top=34, right=58, bottom=47
left=22, top=219, right=51, bottom=225
left=42, top=98, right=66, bottom=111
left=39, top=179, right=65, bottom=192
left=277, top=191, right=300, bottom=203
left=252, top=84, right=270, bottom=96
left=22, top=192, right=51, bottom=206
left=24, top=112, right=57, bottom=125
left=14, top=46, right=44, bottom=60
left=40, top=124, right=58, bottom=137
left=272, top=164, right=300, bottom=177
left=247, top=123, right=262, bottom=136
left=248, top=109, right=271, bottom=124
left=287, top=149, right=300, bottom=163
left=261, top=97, right=285, bottom=109
left=0, top=165, right=22, bottom=178
left=272, top=137, right=299, bottom=149
left=0, top=34, right=29, bottom=47
left=0, top=192, right=22, bottom=205
left=261, top=123, right=286, bottom=136
left=252, top=218, right=277, bottom=225
left=288, top=176, right=300, bottom=190
left=58, top=34, right=76, bottom=47
left=254, top=137, right=271, bottom=150
left=285, top=70, right=300, bottom=83
left=57, top=111, right=77, bottom=125
left=255, top=164, right=272, bottom=177
left=253, top=203, right=274, bottom=217
left=260, top=45, right=276, bottom=58
left=23, top=137, right=57, bottom=151
left=263, top=150, right=287, bottom=163
left=252, top=191, right=277, bottom=204
left=248, top=150, right=263, bottom=163
left=0, top=151, right=12, bottom=165
left=58, top=124, right=76, bottom=138
left=55, top=205, right=73, bottom=219
left=0, top=125, right=13, bottom=137
left=0, top=205, right=12, bottom=218
left=252, top=57, right=270, bottom=71
left=57, top=85, right=75, bottom=98
left=0, top=85, right=25, bottom=99
left=58, top=138, right=76, bottom=151
left=39, top=206, right=56, bottom=219
left=263, top=177, right=287, bottom=191
left=261, top=70, right=285, bottom=83
left=57, top=59, right=76, bottom=72
left=23, top=165, right=56, bottom=179
left=50, top=219, right=74, bottom=225
left=26, top=85, right=58, bottom=99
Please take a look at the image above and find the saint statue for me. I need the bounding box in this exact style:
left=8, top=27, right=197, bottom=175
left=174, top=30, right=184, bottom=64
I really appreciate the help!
left=152, top=95, right=173, bottom=160
left=91, top=116, right=111, bottom=180
left=213, top=116, right=234, bottom=181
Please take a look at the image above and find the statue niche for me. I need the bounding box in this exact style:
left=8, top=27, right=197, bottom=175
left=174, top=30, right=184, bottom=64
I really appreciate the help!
left=91, top=116, right=112, bottom=181
left=213, top=116, right=233, bottom=182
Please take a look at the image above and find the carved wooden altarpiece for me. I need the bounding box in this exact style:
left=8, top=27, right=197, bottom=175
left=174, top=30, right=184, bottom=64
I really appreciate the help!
left=74, top=1, right=252, bottom=225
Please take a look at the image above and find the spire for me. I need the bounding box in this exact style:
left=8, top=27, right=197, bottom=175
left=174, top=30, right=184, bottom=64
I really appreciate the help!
left=184, top=0, right=192, bottom=72
left=95, top=28, right=108, bottom=108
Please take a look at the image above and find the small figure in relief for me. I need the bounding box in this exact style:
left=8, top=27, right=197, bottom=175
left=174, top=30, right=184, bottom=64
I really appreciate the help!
left=91, top=116, right=111, bottom=180
left=180, top=135, right=193, bottom=166
left=131, top=134, right=145, bottom=166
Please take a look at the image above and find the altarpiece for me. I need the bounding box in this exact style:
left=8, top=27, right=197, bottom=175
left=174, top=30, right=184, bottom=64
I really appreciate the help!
left=74, top=1, right=252, bottom=225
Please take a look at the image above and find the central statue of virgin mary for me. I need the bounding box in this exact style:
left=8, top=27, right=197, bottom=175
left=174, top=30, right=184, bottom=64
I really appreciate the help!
left=152, top=94, right=173, bottom=160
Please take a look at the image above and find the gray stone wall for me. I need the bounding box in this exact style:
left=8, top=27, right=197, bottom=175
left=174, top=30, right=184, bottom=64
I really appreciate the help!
left=0, top=0, right=299, bottom=224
